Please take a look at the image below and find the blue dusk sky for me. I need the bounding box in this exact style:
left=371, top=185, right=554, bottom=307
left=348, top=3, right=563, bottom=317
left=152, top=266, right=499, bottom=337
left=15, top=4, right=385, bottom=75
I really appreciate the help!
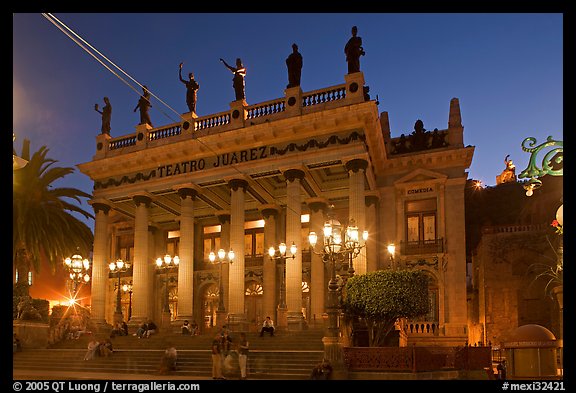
left=13, top=13, right=563, bottom=231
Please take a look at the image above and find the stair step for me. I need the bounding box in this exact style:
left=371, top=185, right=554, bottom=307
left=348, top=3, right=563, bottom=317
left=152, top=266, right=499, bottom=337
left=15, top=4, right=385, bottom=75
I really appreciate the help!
left=14, top=329, right=326, bottom=380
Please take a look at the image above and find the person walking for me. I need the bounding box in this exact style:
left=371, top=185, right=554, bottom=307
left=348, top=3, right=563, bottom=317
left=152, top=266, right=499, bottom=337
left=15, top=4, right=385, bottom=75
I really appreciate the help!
left=237, top=332, right=249, bottom=380
left=211, top=333, right=224, bottom=379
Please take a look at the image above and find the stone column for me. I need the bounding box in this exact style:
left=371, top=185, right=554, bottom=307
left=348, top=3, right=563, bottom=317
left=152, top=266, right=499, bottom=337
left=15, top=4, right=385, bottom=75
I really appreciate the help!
left=260, top=205, right=280, bottom=327
left=175, top=188, right=197, bottom=324
left=216, top=211, right=231, bottom=326
left=227, top=179, right=248, bottom=331
left=345, top=158, right=368, bottom=275
left=129, top=195, right=152, bottom=329
left=90, top=202, right=112, bottom=332
left=365, top=194, right=379, bottom=273
left=284, top=169, right=305, bottom=330
left=307, top=198, right=328, bottom=328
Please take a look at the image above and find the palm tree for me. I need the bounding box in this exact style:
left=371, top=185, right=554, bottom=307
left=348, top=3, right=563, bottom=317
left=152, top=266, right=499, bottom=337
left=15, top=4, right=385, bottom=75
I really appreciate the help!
left=13, top=138, right=94, bottom=290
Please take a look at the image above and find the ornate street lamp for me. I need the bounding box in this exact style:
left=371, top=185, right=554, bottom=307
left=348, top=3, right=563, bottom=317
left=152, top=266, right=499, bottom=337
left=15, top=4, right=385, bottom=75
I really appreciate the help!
left=308, top=218, right=367, bottom=366
left=268, top=242, right=297, bottom=310
left=519, top=134, right=563, bottom=375
left=208, top=249, right=235, bottom=313
left=518, top=136, right=563, bottom=197
left=387, top=243, right=396, bottom=269
left=122, top=282, right=133, bottom=321
left=63, top=251, right=91, bottom=296
left=155, top=254, right=180, bottom=314
left=109, top=259, right=131, bottom=322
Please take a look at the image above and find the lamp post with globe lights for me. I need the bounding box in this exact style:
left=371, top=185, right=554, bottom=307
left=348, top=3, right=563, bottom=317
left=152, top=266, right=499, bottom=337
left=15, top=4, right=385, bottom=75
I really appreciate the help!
left=268, top=242, right=297, bottom=326
left=308, top=218, right=367, bottom=368
left=209, top=248, right=235, bottom=326
left=155, top=254, right=179, bottom=325
left=122, top=282, right=133, bottom=321
left=63, top=251, right=91, bottom=297
left=387, top=243, right=396, bottom=269
left=109, top=259, right=131, bottom=323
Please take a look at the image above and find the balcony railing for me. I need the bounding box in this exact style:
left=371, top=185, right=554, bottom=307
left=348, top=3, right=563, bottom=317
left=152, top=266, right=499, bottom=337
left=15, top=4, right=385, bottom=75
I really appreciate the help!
left=400, top=238, right=444, bottom=255
left=96, top=74, right=366, bottom=159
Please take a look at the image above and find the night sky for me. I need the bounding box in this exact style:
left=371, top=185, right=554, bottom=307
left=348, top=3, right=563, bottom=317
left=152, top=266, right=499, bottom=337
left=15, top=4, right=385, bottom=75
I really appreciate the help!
left=13, top=13, right=563, bottom=231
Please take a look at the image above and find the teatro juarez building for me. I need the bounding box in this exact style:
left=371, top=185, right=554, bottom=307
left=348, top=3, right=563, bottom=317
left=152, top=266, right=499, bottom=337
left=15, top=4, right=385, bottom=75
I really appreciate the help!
left=78, top=67, right=474, bottom=347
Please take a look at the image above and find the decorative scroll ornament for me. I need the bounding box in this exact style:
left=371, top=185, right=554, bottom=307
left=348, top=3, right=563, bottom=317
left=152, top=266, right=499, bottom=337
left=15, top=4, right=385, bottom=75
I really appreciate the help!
left=518, top=136, right=563, bottom=196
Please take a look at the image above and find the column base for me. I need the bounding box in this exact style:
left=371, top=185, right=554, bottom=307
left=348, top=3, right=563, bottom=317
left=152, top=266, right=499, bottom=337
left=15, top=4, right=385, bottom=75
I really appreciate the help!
left=160, top=311, right=172, bottom=333
left=226, top=313, right=249, bottom=333
left=322, top=336, right=348, bottom=379
left=276, top=306, right=288, bottom=330
left=216, top=310, right=228, bottom=329
left=287, top=311, right=306, bottom=331
left=89, top=319, right=113, bottom=335
left=113, top=312, right=124, bottom=325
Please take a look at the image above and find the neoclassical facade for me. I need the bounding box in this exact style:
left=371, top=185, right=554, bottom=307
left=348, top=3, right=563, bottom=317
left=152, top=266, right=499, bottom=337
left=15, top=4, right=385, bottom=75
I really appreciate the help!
left=78, top=70, right=473, bottom=346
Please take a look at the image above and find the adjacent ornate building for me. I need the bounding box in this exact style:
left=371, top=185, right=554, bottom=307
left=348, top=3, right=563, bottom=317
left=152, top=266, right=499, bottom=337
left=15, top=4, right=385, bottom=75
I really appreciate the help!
left=78, top=69, right=473, bottom=347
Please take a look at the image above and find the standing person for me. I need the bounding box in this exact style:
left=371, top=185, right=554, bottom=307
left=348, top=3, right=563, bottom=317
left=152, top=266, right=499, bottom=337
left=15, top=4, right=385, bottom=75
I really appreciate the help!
left=178, top=62, right=199, bottom=113
left=134, top=85, right=152, bottom=126
left=211, top=333, right=225, bottom=379
left=221, top=331, right=233, bottom=375
left=285, top=43, right=303, bottom=88
left=237, top=332, right=249, bottom=380
left=94, top=97, right=112, bottom=135
left=497, top=360, right=507, bottom=380
left=344, top=25, right=365, bottom=74
left=220, top=57, right=246, bottom=101
left=259, top=316, right=275, bottom=337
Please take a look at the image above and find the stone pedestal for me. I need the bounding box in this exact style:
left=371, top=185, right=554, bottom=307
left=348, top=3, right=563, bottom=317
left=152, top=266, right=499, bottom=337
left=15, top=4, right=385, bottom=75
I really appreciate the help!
left=161, top=311, right=172, bottom=332
left=13, top=320, right=50, bottom=349
left=277, top=306, right=288, bottom=330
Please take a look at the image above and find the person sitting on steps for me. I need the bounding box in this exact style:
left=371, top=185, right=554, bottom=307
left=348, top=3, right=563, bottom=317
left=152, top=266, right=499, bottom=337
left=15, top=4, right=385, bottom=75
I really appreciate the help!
left=260, top=316, right=275, bottom=337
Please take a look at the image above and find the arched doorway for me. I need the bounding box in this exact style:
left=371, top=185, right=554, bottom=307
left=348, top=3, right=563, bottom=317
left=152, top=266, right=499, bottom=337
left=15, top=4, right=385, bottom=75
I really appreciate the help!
left=245, top=281, right=263, bottom=332
left=202, top=283, right=219, bottom=330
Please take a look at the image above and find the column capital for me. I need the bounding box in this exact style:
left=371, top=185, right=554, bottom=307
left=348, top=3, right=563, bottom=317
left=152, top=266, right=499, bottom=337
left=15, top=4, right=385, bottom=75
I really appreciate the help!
left=306, top=197, right=330, bottom=213
left=228, top=178, right=248, bottom=192
left=216, top=210, right=231, bottom=225
left=177, top=187, right=198, bottom=201
left=365, top=194, right=380, bottom=207
left=283, top=168, right=305, bottom=183
left=345, top=158, right=368, bottom=173
left=133, top=194, right=152, bottom=207
left=260, top=204, right=281, bottom=219
left=91, top=202, right=111, bottom=215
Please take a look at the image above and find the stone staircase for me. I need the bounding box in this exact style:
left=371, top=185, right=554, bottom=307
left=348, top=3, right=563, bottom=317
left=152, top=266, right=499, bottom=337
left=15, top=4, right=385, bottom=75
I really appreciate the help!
left=13, top=328, right=326, bottom=380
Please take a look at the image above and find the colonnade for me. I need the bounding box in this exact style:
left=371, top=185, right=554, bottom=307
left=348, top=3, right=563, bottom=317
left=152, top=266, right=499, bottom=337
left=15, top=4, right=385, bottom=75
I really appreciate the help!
left=89, top=159, right=373, bottom=332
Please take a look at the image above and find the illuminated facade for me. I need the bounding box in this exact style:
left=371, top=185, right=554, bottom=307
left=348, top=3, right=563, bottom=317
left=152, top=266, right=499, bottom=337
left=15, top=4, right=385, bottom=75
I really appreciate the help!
left=78, top=70, right=473, bottom=346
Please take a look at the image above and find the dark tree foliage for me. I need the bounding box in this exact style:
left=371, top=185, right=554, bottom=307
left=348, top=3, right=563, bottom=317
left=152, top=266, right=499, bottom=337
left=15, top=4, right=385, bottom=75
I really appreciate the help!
left=342, top=269, right=429, bottom=347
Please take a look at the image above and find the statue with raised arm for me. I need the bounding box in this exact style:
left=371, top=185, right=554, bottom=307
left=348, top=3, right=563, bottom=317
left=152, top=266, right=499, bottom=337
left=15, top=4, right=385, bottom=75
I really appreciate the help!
left=286, top=43, right=303, bottom=88
left=344, top=26, right=365, bottom=74
left=94, top=97, right=112, bottom=135
left=179, top=62, right=200, bottom=113
left=134, top=85, right=152, bottom=126
left=220, top=57, right=246, bottom=101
